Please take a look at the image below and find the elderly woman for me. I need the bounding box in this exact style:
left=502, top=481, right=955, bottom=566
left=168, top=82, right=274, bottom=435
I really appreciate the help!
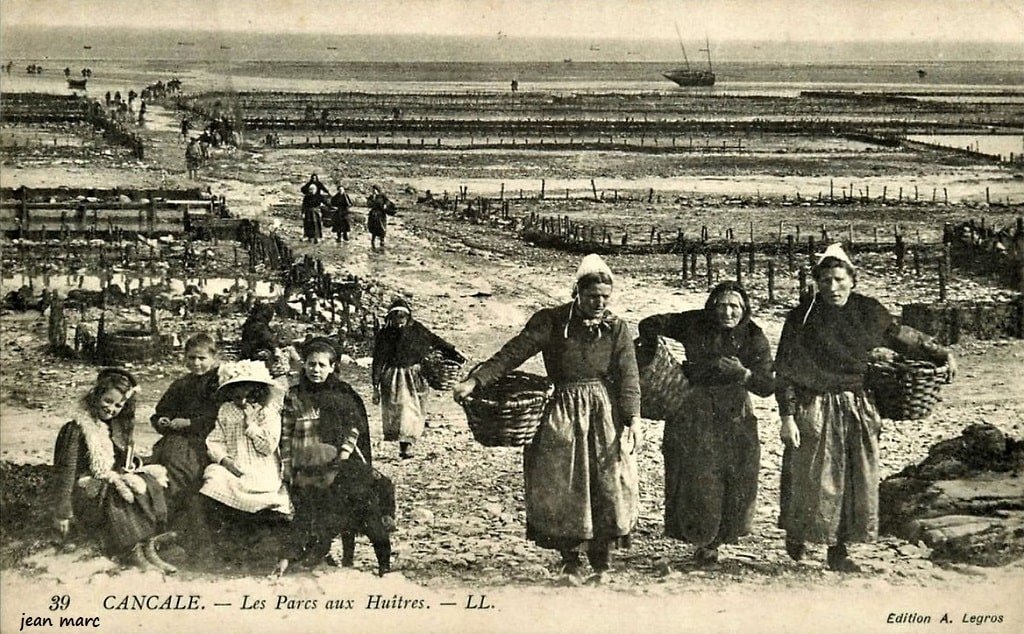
left=453, top=254, right=640, bottom=585
left=373, top=297, right=462, bottom=459
left=776, top=244, right=957, bottom=572
left=638, top=281, right=774, bottom=566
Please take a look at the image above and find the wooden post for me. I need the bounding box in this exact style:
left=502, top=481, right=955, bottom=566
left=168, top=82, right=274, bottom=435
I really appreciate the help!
left=540, top=179, right=546, bottom=199
left=912, top=246, right=920, bottom=275
left=591, top=178, right=598, bottom=200
left=938, top=264, right=947, bottom=302
left=786, top=234, right=795, bottom=271
left=767, top=260, right=775, bottom=303
left=500, top=182, right=505, bottom=201
left=735, top=249, right=743, bottom=284
left=706, top=251, right=714, bottom=289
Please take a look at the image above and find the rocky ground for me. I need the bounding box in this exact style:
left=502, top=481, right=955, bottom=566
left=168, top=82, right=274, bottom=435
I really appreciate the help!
left=1, top=101, right=1022, bottom=632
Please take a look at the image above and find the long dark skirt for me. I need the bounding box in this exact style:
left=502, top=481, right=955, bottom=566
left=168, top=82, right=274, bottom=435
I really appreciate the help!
left=303, top=206, right=323, bottom=239
left=151, top=434, right=209, bottom=513
left=779, top=389, right=880, bottom=545
left=523, top=379, right=638, bottom=552
left=75, top=474, right=168, bottom=555
left=663, top=385, right=759, bottom=547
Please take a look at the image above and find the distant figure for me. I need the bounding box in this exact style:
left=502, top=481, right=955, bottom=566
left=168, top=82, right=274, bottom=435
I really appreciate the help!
left=4, top=61, right=12, bottom=74
left=138, top=100, right=146, bottom=125
left=185, top=138, right=200, bottom=179
left=63, top=67, right=71, bottom=78
left=511, top=79, right=519, bottom=93
left=180, top=117, right=191, bottom=142
left=330, top=185, right=353, bottom=242
left=366, top=185, right=395, bottom=249
left=300, top=174, right=329, bottom=244
left=105, top=91, right=112, bottom=107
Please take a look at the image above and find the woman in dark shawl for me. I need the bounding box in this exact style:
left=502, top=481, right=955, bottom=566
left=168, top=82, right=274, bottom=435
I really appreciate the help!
left=775, top=244, right=957, bottom=572
left=372, top=297, right=461, bottom=459
left=638, top=281, right=774, bottom=565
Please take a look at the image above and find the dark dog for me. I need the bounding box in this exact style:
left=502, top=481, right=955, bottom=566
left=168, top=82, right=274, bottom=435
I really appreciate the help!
left=278, top=459, right=395, bottom=576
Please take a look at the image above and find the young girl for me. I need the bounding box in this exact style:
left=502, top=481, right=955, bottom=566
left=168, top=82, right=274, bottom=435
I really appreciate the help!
left=51, top=368, right=176, bottom=572
left=200, top=360, right=292, bottom=517
left=279, top=337, right=372, bottom=569
left=372, top=297, right=461, bottom=459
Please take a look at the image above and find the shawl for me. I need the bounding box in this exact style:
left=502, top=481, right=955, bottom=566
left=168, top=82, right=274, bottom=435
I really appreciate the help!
left=776, top=292, right=895, bottom=393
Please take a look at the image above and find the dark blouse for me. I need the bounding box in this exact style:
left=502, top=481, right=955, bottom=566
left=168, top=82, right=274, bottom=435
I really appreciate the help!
left=637, top=310, right=774, bottom=397
left=469, top=302, right=641, bottom=420
left=372, top=320, right=460, bottom=386
left=281, top=375, right=372, bottom=470
left=150, top=368, right=221, bottom=439
left=775, top=292, right=898, bottom=415
left=51, top=419, right=131, bottom=520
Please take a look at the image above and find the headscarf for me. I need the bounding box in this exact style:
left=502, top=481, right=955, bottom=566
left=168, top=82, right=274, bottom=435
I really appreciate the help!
left=704, top=280, right=752, bottom=328
left=566, top=254, right=615, bottom=340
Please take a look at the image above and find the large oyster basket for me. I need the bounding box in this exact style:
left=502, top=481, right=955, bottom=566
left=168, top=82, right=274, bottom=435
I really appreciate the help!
left=635, top=336, right=692, bottom=421
left=866, top=358, right=949, bottom=420
left=422, top=349, right=465, bottom=391
left=459, top=371, right=554, bottom=447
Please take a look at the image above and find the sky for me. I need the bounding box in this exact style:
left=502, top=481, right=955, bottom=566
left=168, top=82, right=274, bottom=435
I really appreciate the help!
left=3, top=0, right=1023, bottom=43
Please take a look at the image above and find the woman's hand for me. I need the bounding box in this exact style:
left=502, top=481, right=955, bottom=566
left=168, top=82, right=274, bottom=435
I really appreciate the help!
left=221, top=457, right=245, bottom=478
left=945, top=354, right=958, bottom=383
left=780, top=415, right=801, bottom=448
left=452, top=377, right=479, bottom=402
left=715, top=356, right=748, bottom=382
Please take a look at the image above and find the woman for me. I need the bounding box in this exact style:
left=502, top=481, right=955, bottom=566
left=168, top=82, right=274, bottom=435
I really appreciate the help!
left=200, top=360, right=292, bottom=517
left=329, top=185, right=353, bottom=243
left=638, top=281, right=774, bottom=565
left=373, top=297, right=462, bottom=459
left=51, top=368, right=176, bottom=572
left=367, top=185, right=394, bottom=249
left=300, top=174, right=328, bottom=244
left=453, top=254, right=640, bottom=585
left=775, top=244, right=957, bottom=572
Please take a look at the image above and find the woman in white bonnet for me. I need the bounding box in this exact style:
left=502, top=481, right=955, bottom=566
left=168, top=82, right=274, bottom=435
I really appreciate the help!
left=454, top=254, right=640, bottom=585
left=775, top=243, right=956, bottom=572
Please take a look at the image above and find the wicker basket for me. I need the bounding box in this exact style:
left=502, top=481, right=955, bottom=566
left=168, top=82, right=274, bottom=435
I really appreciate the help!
left=867, top=358, right=948, bottom=420
left=460, top=371, right=554, bottom=447
left=422, top=350, right=465, bottom=391
left=635, top=336, right=692, bottom=421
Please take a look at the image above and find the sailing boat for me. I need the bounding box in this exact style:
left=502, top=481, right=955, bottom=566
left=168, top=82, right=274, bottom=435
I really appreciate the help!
left=662, top=26, right=715, bottom=87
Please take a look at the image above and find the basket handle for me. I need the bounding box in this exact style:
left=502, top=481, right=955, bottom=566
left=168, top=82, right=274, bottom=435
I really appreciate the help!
left=452, top=361, right=483, bottom=404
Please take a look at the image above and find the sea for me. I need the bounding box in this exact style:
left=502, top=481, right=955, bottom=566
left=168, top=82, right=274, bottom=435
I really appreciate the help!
left=1, top=26, right=1022, bottom=97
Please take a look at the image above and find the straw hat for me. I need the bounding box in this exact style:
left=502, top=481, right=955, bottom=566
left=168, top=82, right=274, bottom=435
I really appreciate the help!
left=217, top=360, right=276, bottom=390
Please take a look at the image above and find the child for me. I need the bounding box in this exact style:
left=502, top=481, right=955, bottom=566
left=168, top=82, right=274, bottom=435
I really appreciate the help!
left=51, top=368, right=176, bottom=572
left=150, top=333, right=220, bottom=522
left=373, top=297, right=463, bottom=458
left=278, top=337, right=373, bottom=569
left=200, top=360, right=292, bottom=517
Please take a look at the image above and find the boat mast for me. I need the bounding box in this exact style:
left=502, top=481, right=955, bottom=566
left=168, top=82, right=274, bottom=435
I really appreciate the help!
left=674, top=22, right=691, bottom=70
left=701, top=34, right=713, bottom=74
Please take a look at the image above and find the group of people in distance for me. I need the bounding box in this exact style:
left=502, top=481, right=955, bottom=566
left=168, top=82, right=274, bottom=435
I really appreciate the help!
left=50, top=296, right=452, bottom=575
left=51, top=244, right=956, bottom=584
left=299, top=174, right=395, bottom=247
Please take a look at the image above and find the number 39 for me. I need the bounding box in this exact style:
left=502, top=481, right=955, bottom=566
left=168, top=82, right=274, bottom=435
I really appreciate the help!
left=49, top=595, right=71, bottom=611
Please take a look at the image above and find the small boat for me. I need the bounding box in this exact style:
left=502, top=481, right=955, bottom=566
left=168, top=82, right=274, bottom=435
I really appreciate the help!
left=220, top=45, right=230, bottom=50
left=83, top=45, right=92, bottom=50
left=563, top=58, right=573, bottom=64
left=663, top=27, right=715, bottom=87
left=326, top=46, right=338, bottom=50
left=67, top=78, right=88, bottom=89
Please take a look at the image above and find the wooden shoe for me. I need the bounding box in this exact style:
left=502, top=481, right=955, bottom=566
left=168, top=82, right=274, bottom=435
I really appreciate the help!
left=144, top=539, right=178, bottom=574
